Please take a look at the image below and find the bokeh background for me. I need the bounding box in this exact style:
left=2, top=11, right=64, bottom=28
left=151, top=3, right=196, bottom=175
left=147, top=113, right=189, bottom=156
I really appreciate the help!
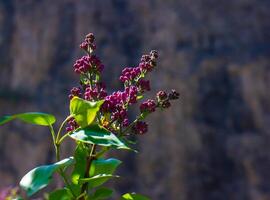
left=0, top=0, right=270, bottom=199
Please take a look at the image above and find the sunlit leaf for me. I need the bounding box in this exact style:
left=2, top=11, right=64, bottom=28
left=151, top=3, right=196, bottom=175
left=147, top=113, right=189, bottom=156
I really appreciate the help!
left=20, top=157, right=74, bottom=196
left=90, top=158, right=121, bottom=176
left=70, top=125, right=131, bottom=150
left=70, top=97, right=104, bottom=127
left=0, top=112, right=56, bottom=126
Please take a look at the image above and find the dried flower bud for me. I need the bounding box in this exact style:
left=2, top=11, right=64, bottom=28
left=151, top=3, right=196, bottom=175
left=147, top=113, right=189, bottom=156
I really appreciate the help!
left=150, top=60, right=156, bottom=67
left=169, top=89, right=179, bottom=100
left=150, top=50, right=158, bottom=59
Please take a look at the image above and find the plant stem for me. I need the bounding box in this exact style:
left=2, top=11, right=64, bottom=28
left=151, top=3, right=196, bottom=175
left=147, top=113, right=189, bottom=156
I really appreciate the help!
left=56, top=115, right=73, bottom=143
left=52, top=117, right=76, bottom=198
left=121, top=114, right=143, bottom=136
left=79, top=144, right=97, bottom=200
left=121, top=112, right=150, bottom=136
left=55, top=143, right=76, bottom=198
left=49, top=125, right=73, bottom=194
left=58, top=131, right=72, bottom=144
left=49, top=125, right=57, bottom=154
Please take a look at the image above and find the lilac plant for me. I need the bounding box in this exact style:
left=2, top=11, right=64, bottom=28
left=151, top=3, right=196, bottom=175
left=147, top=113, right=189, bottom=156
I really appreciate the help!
left=0, top=33, right=179, bottom=200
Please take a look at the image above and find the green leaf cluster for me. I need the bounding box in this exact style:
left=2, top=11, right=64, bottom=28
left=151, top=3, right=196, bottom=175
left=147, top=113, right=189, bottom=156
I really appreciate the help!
left=0, top=98, right=151, bottom=199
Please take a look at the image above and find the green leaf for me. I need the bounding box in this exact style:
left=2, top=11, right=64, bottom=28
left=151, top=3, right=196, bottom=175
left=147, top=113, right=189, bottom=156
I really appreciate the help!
left=70, top=97, right=104, bottom=127
left=48, top=189, right=72, bottom=200
left=0, top=116, right=13, bottom=125
left=121, top=193, right=150, bottom=200
left=86, top=158, right=121, bottom=188
left=71, top=143, right=88, bottom=185
left=20, top=157, right=74, bottom=196
left=90, top=158, right=122, bottom=177
left=78, top=174, right=119, bottom=187
left=70, top=125, right=131, bottom=150
left=89, top=187, right=113, bottom=200
left=123, top=138, right=138, bottom=145
left=0, top=112, right=56, bottom=126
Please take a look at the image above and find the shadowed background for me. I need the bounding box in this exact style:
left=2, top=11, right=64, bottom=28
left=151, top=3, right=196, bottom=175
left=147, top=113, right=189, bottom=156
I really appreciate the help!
left=0, top=0, right=270, bottom=199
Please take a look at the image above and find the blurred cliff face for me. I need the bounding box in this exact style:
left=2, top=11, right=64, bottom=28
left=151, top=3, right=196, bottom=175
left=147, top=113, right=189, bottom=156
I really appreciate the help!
left=0, top=0, right=270, bottom=199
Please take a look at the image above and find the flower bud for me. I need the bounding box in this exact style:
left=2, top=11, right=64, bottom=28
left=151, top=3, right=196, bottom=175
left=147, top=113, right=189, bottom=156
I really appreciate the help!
left=140, top=99, right=156, bottom=113
left=141, top=55, right=151, bottom=62
left=89, top=43, right=96, bottom=51
left=86, top=33, right=95, bottom=43
left=123, top=118, right=129, bottom=127
left=156, top=91, right=167, bottom=101
left=161, top=100, right=171, bottom=108
left=138, top=80, right=150, bottom=92
left=133, top=121, right=148, bottom=135
left=80, top=41, right=88, bottom=50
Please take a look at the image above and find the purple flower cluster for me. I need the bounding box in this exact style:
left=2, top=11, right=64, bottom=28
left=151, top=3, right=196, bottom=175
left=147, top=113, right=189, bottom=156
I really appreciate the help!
left=133, top=121, right=148, bottom=135
left=69, top=87, right=82, bottom=100
left=137, top=79, right=150, bottom=92
left=139, top=50, right=158, bottom=72
left=101, top=85, right=140, bottom=127
left=73, top=33, right=104, bottom=75
left=156, top=89, right=180, bottom=109
left=102, top=92, right=126, bottom=113
left=84, top=83, right=107, bottom=101
left=119, top=50, right=158, bottom=84
left=66, top=117, right=79, bottom=132
left=68, top=33, right=179, bottom=136
left=125, top=86, right=138, bottom=104
left=140, top=99, right=156, bottom=113
left=73, top=55, right=104, bottom=74
left=119, top=67, right=141, bottom=83
left=80, top=33, right=96, bottom=52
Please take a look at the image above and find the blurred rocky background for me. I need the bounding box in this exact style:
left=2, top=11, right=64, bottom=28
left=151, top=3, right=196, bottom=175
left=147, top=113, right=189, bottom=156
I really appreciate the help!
left=0, top=0, right=270, bottom=199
